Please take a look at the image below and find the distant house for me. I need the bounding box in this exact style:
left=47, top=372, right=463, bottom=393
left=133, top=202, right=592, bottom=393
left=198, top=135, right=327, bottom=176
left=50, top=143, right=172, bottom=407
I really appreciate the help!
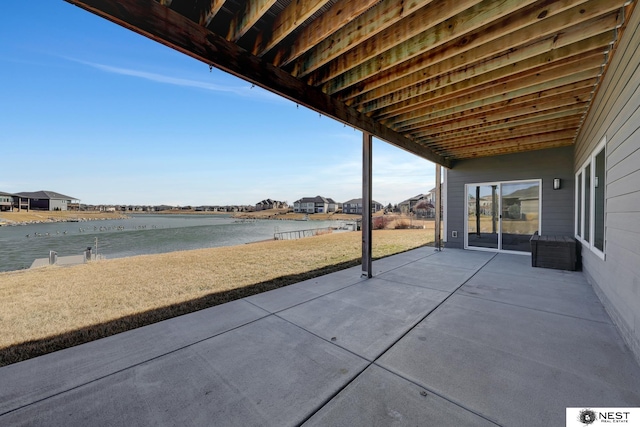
left=398, top=194, right=426, bottom=214
left=414, top=199, right=435, bottom=218
left=293, top=196, right=337, bottom=213
left=15, top=191, right=79, bottom=211
left=343, top=198, right=383, bottom=214
left=255, top=199, right=288, bottom=211
left=0, top=192, right=14, bottom=212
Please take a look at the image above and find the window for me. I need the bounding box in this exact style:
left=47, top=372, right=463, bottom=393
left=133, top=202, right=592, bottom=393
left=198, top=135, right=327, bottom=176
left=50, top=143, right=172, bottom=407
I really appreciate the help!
left=575, top=137, right=606, bottom=259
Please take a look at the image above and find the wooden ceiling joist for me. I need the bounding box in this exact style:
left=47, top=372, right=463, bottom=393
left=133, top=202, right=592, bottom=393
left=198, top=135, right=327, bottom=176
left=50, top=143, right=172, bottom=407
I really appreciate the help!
left=403, top=87, right=593, bottom=134
left=374, top=52, right=606, bottom=121
left=393, top=77, right=598, bottom=132
left=252, top=0, right=331, bottom=57
left=344, top=19, right=616, bottom=109
left=291, top=0, right=441, bottom=78
left=360, top=37, right=612, bottom=119
left=226, top=0, right=277, bottom=42
left=414, top=104, right=584, bottom=142
left=199, top=0, right=227, bottom=27
left=442, top=129, right=578, bottom=153
left=429, top=117, right=583, bottom=148
left=301, top=0, right=490, bottom=85
left=409, top=95, right=591, bottom=137
left=67, top=0, right=635, bottom=163
left=316, top=0, right=546, bottom=93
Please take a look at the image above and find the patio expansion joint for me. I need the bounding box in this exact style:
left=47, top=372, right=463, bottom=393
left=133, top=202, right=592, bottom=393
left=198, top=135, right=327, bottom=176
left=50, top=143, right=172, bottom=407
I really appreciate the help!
left=455, top=291, right=615, bottom=326
left=243, top=278, right=365, bottom=314
left=0, top=310, right=273, bottom=419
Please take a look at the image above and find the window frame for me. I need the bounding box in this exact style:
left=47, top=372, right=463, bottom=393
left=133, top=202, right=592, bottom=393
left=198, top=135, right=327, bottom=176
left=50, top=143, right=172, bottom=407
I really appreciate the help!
left=575, top=137, right=606, bottom=260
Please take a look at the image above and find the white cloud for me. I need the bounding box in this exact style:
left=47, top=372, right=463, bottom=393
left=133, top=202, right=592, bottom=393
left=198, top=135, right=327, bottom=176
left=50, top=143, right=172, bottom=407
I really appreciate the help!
left=66, top=57, right=284, bottom=102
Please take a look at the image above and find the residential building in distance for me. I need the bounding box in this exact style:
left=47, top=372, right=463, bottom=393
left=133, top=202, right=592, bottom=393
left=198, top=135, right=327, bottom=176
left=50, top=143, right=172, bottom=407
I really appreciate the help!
left=14, top=191, right=79, bottom=211
left=343, top=198, right=383, bottom=214
left=398, top=194, right=427, bottom=214
left=293, top=196, right=338, bottom=213
left=255, top=199, right=288, bottom=211
left=0, top=192, right=14, bottom=212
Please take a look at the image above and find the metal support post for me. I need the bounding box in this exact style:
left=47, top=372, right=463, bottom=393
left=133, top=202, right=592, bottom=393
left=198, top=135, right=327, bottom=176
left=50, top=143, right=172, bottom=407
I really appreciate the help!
left=362, top=131, right=373, bottom=278
left=435, top=164, right=442, bottom=251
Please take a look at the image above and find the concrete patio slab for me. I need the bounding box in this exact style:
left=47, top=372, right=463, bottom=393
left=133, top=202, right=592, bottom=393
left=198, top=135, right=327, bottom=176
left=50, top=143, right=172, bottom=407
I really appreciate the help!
left=303, top=364, right=498, bottom=426
left=0, top=299, right=269, bottom=416
left=1, top=315, right=368, bottom=427
left=423, top=294, right=640, bottom=391
left=459, top=269, right=610, bottom=322
left=377, top=297, right=640, bottom=426
left=279, top=278, right=448, bottom=361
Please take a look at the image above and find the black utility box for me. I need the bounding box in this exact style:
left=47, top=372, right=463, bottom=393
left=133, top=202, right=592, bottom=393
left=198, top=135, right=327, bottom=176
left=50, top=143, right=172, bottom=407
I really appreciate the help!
left=530, top=234, right=577, bottom=271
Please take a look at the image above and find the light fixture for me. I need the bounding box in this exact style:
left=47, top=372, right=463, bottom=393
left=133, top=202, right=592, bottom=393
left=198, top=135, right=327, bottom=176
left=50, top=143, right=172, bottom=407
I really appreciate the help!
left=553, top=178, right=561, bottom=190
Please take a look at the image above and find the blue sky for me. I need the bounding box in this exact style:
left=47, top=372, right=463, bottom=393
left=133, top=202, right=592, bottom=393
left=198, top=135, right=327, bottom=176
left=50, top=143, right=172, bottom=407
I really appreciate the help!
left=1, top=2, right=435, bottom=207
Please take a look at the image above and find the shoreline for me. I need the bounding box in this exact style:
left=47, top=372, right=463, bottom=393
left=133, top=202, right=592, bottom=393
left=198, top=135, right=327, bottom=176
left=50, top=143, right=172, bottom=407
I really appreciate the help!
left=0, top=211, right=129, bottom=226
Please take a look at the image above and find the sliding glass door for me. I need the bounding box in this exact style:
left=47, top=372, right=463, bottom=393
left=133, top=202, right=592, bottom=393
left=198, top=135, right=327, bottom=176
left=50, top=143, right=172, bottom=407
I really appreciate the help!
left=466, top=180, right=541, bottom=253
left=467, top=184, right=499, bottom=249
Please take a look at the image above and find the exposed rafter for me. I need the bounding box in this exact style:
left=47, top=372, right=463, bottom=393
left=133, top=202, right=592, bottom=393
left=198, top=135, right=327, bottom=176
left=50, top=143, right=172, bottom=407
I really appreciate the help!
left=273, top=0, right=380, bottom=67
left=227, top=0, right=277, bottom=42
left=199, top=0, right=227, bottom=27
left=252, top=0, right=330, bottom=57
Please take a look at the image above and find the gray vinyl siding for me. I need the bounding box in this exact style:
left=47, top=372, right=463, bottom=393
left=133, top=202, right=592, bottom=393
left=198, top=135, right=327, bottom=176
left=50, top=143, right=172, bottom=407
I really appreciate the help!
left=573, top=6, right=640, bottom=364
left=445, top=146, right=574, bottom=249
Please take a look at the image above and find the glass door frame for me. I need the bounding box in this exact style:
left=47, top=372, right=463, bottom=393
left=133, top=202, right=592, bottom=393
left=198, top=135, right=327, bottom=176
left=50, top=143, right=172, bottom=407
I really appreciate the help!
left=464, top=179, right=542, bottom=254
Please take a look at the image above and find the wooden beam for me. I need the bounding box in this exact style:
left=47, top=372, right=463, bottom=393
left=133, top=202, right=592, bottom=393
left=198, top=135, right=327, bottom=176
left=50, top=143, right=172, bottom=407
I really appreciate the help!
left=413, top=105, right=586, bottom=141
left=199, top=0, right=226, bottom=27
left=409, top=95, right=591, bottom=137
left=227, top=0, right=277, bottom=42
left=399, top=86, right=593, bottom=133
left=445, top=139, right=575, bottom=158
left=347, top=22, right=616, bottom=109
left=317, top=0, right=547, bottom=92
left=374, top=52, right=605, bottom=121
left=300, top=0, right=485, bottom=82
left=272, top=0, right=380, bottom=67
left=361, top=37, right=612, bottom=117
left=65, top=0, right=450, bottom=167
left=441, top=129, right=578, bottom=153
left=430, top=118, right=582, bottom=148
left=252, top=0, right=331, bottom=57
left=336, top=0, right=595, bottom=101
left=393, top=76, right=598, bottom=131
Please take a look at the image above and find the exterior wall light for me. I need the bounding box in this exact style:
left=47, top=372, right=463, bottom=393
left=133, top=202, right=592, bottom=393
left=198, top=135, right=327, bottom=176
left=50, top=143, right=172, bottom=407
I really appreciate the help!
left=553, top=178, right=561, bottom=190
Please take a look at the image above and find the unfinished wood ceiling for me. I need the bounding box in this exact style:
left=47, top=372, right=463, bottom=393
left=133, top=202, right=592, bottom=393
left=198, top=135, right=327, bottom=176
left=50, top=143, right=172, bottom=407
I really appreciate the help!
left=66, top=0, right=635, bottom=167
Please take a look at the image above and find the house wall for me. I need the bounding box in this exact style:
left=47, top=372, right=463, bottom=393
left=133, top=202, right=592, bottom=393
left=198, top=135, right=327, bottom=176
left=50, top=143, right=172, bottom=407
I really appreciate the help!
left=573, top=5, right=640, bottom=364
left=445, top=146, right=575, bottom=249
left=49, top=199, right=68, bottom=211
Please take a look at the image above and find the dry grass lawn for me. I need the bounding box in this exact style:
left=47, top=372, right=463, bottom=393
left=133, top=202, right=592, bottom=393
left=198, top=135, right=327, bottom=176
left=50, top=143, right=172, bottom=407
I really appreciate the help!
left=0, top=229, right=433, bottom=366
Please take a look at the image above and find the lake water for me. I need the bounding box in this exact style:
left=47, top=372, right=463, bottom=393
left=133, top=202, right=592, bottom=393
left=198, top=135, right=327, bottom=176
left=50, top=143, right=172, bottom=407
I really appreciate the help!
left=0, top=214, right=346, bottom=272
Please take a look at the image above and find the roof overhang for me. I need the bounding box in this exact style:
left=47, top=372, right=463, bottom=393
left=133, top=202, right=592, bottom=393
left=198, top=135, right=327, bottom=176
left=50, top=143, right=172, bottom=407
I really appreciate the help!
left=65, top=0, right=637, bottom=167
